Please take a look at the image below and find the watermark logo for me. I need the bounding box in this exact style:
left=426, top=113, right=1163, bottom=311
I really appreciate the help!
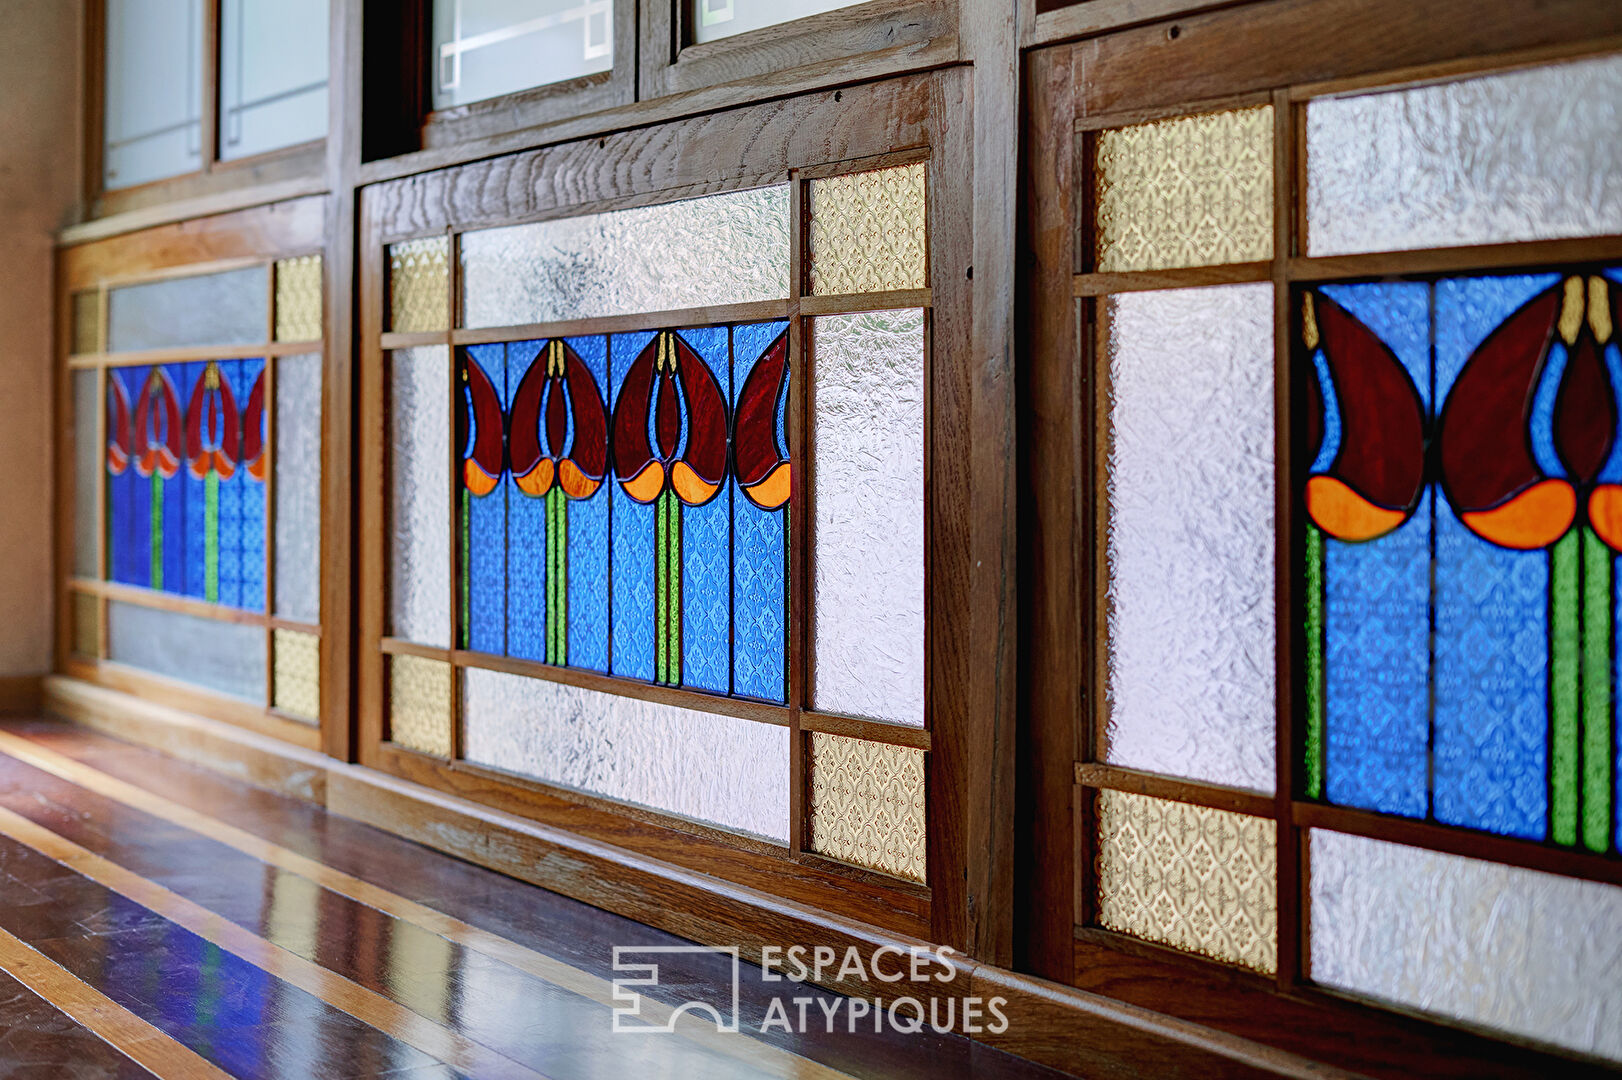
left=609, top=943, right=1008, bottom=1037
left=611, top=945, right=741, bottom=1033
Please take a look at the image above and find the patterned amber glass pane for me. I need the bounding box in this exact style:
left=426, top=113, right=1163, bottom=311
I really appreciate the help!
left=275, top=255, right=323, bottom=342
left=1306, top=54, right=1622, bottom=257
left=808, top=163, right=927, bottom=295
left=808, top=732, right=926, bottom=883
left=1094, top=106, right=1272, bottom=273
left=390, top=655, right=452, bottom=757
left=1311, top=829, right=1622, bottom=1062
left=390, top=237, right=450, bottom=333
left=1103, top=285, right=1275, bottom=790
left=272, top=629, right=320, bottom=722
left=72, top=593, right=100, bottom=658
left=72, top=291, right=101, bottom=355
left=1096, top=789, right=1277, bottom=974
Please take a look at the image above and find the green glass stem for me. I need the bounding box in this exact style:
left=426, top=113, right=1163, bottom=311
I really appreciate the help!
left=204, top=468, right=220, bottom=603
left=1581, top=526, right=1613, bottom=853
left=1551, top=529, right=1581, bottom=847
left=1305, top=523, right=1325, bottom=801
left=149, top=472, right=163, bottom=590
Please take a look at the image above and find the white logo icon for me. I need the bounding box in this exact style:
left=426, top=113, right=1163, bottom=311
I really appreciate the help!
left=611, top=946, right=741, bottom=1033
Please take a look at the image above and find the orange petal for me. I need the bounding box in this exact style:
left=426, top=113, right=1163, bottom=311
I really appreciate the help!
left=620, top=462, right=666, bottom=503
left=464, top=459, right=500, bottom=497
left=742, top=461, right=791, bottom=510
left=514, top=459, right=555, bottom=498
left=1461, top=478, right=1575, bottom=550
left=189, top=457, right=211, bottom=480
left=558, top=459, right=600, bottom=500
left=247, top=456, right=266, bottom=483
left=1589, top=485, right=1622, bottom=550
left=212, top=452, right=236, bottom=481
left=671, top=461, right=720, bottom=505
left=1305, top=475, right=1408, bottom=542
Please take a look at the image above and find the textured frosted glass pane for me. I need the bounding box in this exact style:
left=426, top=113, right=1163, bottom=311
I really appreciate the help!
left=275, top=353, right=322, bottom=622
left=808, top=733, right=925, bottom=882
left=691, top=0, right=860, bottom=43
left=72, top=292, right=101, bottom=356
left=73, top=371, right=98, bottom=579
left=1096, top=789, right=1276, bottom=973
left=390, top=238, right=450, bottom=333
left=808, top=163, right=927, bottom=295
left=431, top=0, right=612, bottom=109
left=272, top=629, right=320, bottom=722
left=108, top=267, right=269, bottom=353
left=460, top=187, right=789, bottom=328
left=810, top=310, right=925, bottom=727
left=390, top=655, right=453, bottom=757
left=1104, top=285, right=1275, bottom=790
left=1311, top=830, right=1622, bottom=1061
left=103, top=0, right=203, bottom=188
left=220, top=0, right=329, bottom=161
left=73, top=593, right=100, bottom=658
left=390, top=349, right=451, bottom=647
left=107, top=602, right=265, bottom=701
left=463, top=667, right=788, bottom=841
left=1095, top=106, right=1272, bottom=272
left=1307, top=55, right=1622, bottom=256
left=275, top=256, right=324, bottom=342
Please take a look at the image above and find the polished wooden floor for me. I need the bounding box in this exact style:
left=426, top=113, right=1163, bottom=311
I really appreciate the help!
left=0, top=718, right=1070, bottom=1079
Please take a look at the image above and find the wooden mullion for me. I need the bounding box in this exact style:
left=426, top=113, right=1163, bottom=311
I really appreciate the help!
left=798, top=289, right=932, bottom=316
left=800, top=710, right=931, bottom=751
left=267, top=616, right=319, bottom=635
left=1294, top=801, right=1622, bottom=888
left=446, top=228, right=463, bottom=762
left=71, top=341, right=325, bottom=369
left=1290, top=235, right=1622, bottom=281
left=1075, top=763, right=1274, bottom=818
left=443, top=297, right=793, bottom=347
left=1073, top=263, right=1272, bottom=296
left=83, top=0, right=107, bottom=206
left=1271, top=87, right=1301, bottom=996
left=200, top=0, right=221, bottom=172
left=75, top=578, right=273, bottom=628
left=1071, top=88, right=1275, bottom=133
left=378, top=637, right=452, bottom=660
left=787, top=172, right=808, bottom=857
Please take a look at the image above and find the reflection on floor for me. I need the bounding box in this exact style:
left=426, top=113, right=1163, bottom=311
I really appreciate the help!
left=0, top=718, right=1068, bottom=1079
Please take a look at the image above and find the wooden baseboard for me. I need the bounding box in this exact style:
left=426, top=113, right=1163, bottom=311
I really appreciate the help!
left=0, top=675, right=43, bottom=715
left=38, top=675, right=1335, bottom=1079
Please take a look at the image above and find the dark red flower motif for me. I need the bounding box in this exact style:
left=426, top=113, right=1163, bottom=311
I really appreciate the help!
left=185, top=361, right=241, bottom=480
left=1302, top=293, right=1427, bottom=542
left=732, top=329, right=790, bottom=510
left=611, top=332, right=727, bottom=505
left=107, top=376, right=132, bottom=476
left=133, top=369, right=182, bottom=479
left=508, top=340, right=607, bottom=500
left=241, top=369, right=266, bottom=482
left=461, top=354, right=505, bottom=497
left=1437, top=275, right=1622, bottom=550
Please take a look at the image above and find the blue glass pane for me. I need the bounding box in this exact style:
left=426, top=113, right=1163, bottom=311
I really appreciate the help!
left=566, top=335, right=611, bottom=673
left=505, top=341, right=547, bottom=662
left=731, top=321, right=790, bottom=703
left=464, top=345, right=507, bottom=655
left=609, top=332, right=658, bottom=680
left=675, top=327, right=731, bottom=693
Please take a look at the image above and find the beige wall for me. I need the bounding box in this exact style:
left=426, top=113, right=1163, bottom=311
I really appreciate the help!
left=0, top=2, right=81, bottom=674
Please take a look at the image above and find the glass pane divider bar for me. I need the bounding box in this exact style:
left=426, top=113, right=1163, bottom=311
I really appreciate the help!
left=71, top=578, right=278, bottom=629
left=787, top=170, right=807, bottom=858
left=448, top=297, right=794, bottom=344
left=800, top=710, right=930, bottom=751
left=799, top=288, right=932, bottom=315
left=1071, top=89, right=1276, bottom=134
left=69, top=340, right=320, bottom=369
left=1073, top=263, right=1271, bottom=297
left=446, top=231, right=464, bottom=762
left=1073, top=762, right=1273, bottom=819
left=1293, top=801, right=1622, bottom=889
left=1287, top=234, right=1622, bottom=282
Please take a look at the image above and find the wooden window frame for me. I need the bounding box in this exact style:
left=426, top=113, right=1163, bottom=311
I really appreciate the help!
left=54, top=196, right=341, bottom=753
left=356, top=68, right=997, bottom=948
left=1020, top=0, right=1622, bottom=1076
left=638, top=0, right=956, bottom=105
left=85, top=0, right=331, bottom=221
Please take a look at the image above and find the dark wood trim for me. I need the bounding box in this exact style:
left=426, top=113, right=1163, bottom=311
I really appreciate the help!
left=800, top=711, right=931, bottom=751
left=92, top=145, right=328, bottom=225
left=1028, top=0, right=1243, bottom=47
left=1074, top=764, right=1274, bottom=818
left=1074, top=263, right=1271, bottom=296
left=448, top=299, right=796, bottom=345
left=639, top=0, right=956, bottom=111
left=0, top=677, right=44, bottom=716
left=1290, top=235, right=1622, bottom=282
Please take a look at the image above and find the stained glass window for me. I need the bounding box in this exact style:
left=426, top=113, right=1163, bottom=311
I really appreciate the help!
left=457, top=323, right=789, bottom=701
left=1302, top=267, right=1622, bottom=854
left=106, top=359, right=269, bottom=610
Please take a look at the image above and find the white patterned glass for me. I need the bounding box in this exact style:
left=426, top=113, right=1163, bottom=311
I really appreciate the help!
left=431, top=0, right=612, bottom=110
left=74, top=371, right=99, bottom=579
left=459, top=186, right=789, bottom=328
left=275, top=353, right=322, bottom=622
left=103, top=0, right=204, bottom=188
left=390, top=348, right=451, bottom=647
left=810, top=309, right=926, bottom=728
left=462, top=668, right=789, bottom=841
left=108, top=602, right=265, bottom=701
left=1103, top=284, right=1275, bottom=791
left=691, top=0, right=861, bottom=45
left=219, top=0, right=330, bottom=161
left=1306, top=54, right=1622, bottom=256
left=1311, top=829, right=1622, bottom=1062
left=108, top=267, right=269, bottom=353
